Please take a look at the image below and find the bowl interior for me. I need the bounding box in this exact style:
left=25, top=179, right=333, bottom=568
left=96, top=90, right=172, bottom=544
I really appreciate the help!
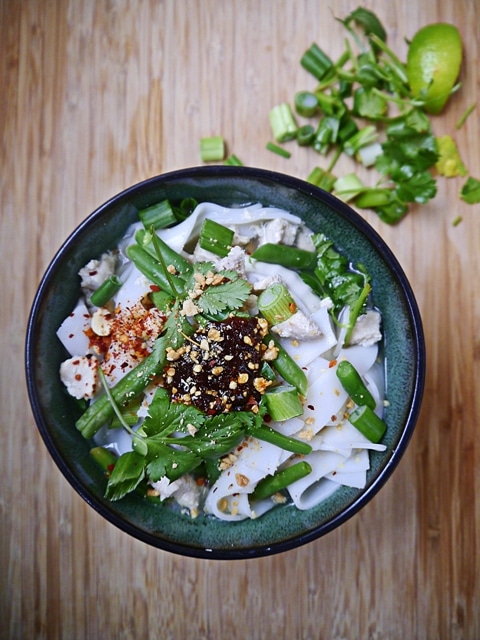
left=25, top=166, right=425, bottom=559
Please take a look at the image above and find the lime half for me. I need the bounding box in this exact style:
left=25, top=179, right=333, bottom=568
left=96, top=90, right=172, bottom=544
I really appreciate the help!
left=406, top=23, right=462, bottom=114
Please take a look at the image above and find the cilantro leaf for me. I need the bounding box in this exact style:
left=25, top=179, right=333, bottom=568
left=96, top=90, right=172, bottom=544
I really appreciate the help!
left=460, top=176, right=480, bottom=204
left=105, top=451, right=146, bottom=501
left=142, top=388, right=205, bottom=438
left=395, top=172, right=437, bottom=204
left=146, top=441, right=201, bottom=482
left=197, top=279, right=251, bottom=316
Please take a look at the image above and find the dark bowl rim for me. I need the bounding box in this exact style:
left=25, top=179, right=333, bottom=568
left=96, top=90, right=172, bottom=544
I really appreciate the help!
left=25, top=165, right=426, bottom=559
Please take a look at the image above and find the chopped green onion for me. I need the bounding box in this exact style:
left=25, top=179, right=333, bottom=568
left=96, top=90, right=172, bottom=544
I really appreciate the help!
left=90, top=275, right=122, bottom=307
left=258, top=283, right=296, bottom=325
left=269, top=103, right=298, bottom=142
left=251, top=461, right=312, bottom=501
left=176, top=197, right=198, bottom=220
left=224, top=153, right=243, bottom=166
left=348, top=404, right=387, bottom=443
left=313, top=116, right=340, bottom=154
left=200, top=135, right=225, bottom=162
left=198, top=218, right=234, bottom=257
left=336, top=360, right=376, bottom=409
left=307, top=166, right=337, bottom=192
left=343, top=125, right=379, bottom=156
left=138, top=200, right=176, bottom=230
left=300, top=42, right=334, bottom=81
left=262, top=384, right=304, bottom=422
left=333, top=173, right=366, bottom=202
left=354, top=187, right=392, bottom=209
left=266, top=142, right=291, bottom=158
left=452, top=215, right=463, bottom=227
left=294, top=91, right=319, bottom=117
left=297, top=124, right=315, bottom=146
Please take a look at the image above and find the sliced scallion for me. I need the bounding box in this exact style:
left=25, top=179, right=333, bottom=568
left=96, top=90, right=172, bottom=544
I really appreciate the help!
left=258, top=283, right=296, bottom=326
left=198, top=218, right=234, bottom=257
left=300, top=42, right=334, bottom=81
left=294, top=91, right=319, bottom=117
left=200, top=135, right=225, bottom=162
left=266, top=141, right=291, bottom=158
left=138, top=200, right=176, bottom=230
left=262, top=384, right=304, bottom=422
left=269, top=103, right=298, bottom=142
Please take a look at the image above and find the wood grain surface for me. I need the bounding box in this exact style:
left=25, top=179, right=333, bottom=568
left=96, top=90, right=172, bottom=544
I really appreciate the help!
left=1, top=1, right=479, bottom=638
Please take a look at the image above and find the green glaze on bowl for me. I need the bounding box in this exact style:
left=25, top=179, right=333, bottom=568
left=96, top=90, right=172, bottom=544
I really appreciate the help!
left=25, top=166, right=425, bottom=559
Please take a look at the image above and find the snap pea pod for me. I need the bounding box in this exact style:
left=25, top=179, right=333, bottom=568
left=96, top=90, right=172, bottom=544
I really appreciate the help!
left=251, top=461, right=312, bottom=501
left=76, top=334, right=168, bottom=440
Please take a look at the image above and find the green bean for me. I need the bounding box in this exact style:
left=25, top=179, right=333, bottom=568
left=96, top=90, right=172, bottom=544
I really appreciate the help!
left=76, top=334, right=167, bottom=439
left=264, top=333, right=308, bottom=397
left=251, top=243, right=317, bottom=271
left=251, top=425, right=312, bottom=455
left=90, top=446, right=117, bottom=473
left=134, top=229, right=192, bottom=275
left=348, top=404, right=386, bottom=443
left=336, top=360, right=376, bottom=409
left=251, top=461, right=312, bottom=501
left=126, top=243, right=185, bottom=297
left=90, top=275, right=122, bottom=307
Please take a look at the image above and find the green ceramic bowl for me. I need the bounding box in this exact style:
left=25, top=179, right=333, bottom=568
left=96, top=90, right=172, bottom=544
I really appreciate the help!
left=25, top=166, right=425, bottom=559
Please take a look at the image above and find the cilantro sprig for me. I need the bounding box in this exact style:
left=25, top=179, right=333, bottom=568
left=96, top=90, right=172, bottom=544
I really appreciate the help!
left=104, top=388, right=264, bottom=501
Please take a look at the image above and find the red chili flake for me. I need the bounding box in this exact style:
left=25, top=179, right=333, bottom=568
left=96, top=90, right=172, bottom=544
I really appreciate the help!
left=75, top=374, right=82, bottom=381
left=89, top=270, right=98, bottom=276
left=308, top=404, right=315, bottom=411
left=329, top=359, right=337, bottom=368
left=196, top=477, right=206, bottom=486
left=331, top=415, right=337, bottom=422
left=150, top=284, right=161, bottom=292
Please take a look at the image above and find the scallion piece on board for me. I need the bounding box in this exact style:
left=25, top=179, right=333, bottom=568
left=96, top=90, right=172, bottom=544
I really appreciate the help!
left=269, top=103, right=298, bottom=142
left=224, top=153, right=243, bottom=166
left=138, top=200, right=176, bottom=230
left=266, top=142, right=291, bottom=158
left=198, top=218, right=234, bottom=257
left=200, top=135, right=225, bottom=162
left=294, top=91, right=319, bottom=117
left=90, top=275, right=122, bottom=307
left=251, top=461, right=312, bottom=501
left=348, top=404, right=387, bottom=443
left=258, top=283, right=296, bottom=325
left=307, top=167, right=337, bottom=192
left=297, top=124, right=315, bottom=147
left=262, top=385, right=304, bottom=422
left=300, top=42, right=334, bottom=81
